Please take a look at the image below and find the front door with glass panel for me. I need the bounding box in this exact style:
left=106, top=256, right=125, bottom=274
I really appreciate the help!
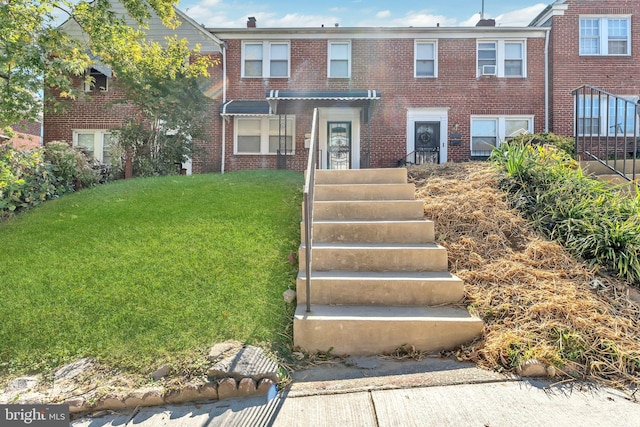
left=414, top=121, right=440, bottom=164
left=327, top=121, right=351, bottom=170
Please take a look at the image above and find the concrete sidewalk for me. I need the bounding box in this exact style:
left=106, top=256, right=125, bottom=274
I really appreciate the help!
left=72, top=357, right=640, bottom=427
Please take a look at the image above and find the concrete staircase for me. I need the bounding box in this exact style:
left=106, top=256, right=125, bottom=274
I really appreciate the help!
left=580, top=160, right=639, bottom=193
left=293, top=168, right=483, bottom=355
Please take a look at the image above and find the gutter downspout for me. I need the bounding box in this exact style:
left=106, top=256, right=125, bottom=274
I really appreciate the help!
left=221, top=43, right=227, bottom=174
left=544, top=29, right=550, bottom=133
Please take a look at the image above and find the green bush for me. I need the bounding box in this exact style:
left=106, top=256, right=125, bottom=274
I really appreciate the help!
left=0, top=144, right=58, bottom=219
left=506, top=132, right=576, bottom=158
left=492, top=138, right=640, bottom=284
left=43, top=141, right=99, bottom=192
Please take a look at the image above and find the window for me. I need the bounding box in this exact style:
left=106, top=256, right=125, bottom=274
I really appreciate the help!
left=415, top=41, right=437, bottom=78
left=576, top=95, right=638, bottom=135
left=471, top=116, right=533, bottom=156
left=242, top=41, right=290, bottom=78
left=477, top=40, right=526, bottom=77
left=235, top=116, right=295, bottom=154
left=84, top=68, right=108, bottom=92
left=73, top=130, right=113, bottom=163
left=580, top=17, right=631, bottom=56
left=328, top=41, right=351, bottom=78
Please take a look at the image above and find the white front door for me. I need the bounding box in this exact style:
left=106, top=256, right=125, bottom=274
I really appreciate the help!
left=319, top=108, right=361, bottom=169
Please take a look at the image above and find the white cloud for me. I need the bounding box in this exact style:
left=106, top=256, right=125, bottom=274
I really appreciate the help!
left=376, top=10, right=391, bottom=19
left=459, top=13, right=480, bottom=27
left=495, top=4, right=547, bottom=26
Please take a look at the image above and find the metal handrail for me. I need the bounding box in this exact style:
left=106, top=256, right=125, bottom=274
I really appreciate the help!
left=573, top=85, right=639, bottom=182
left=303, top=108, right=319, bottom=312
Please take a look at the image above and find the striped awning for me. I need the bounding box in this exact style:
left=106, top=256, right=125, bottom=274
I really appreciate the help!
left=220, top=100, right=272, bottom=116
left=265, top=90, right=381, bottom=100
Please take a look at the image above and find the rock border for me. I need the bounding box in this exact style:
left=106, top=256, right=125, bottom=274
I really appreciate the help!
left=0, top=343, right=280, bottom=418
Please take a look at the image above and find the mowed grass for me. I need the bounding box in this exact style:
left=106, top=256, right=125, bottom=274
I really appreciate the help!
left=0, top=170, right=303, bottom=377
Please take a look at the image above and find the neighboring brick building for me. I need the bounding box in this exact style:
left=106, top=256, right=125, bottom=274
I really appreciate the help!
left=43, top=0, right=640, bottom=173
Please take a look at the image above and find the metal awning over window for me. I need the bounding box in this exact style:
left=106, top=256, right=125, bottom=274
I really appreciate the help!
left=265, top=90, right=381, bottom=100
left=220, top=100, right=272, bottom=116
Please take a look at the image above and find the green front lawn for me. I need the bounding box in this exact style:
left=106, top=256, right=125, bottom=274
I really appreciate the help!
left=0, top=171, right=303, bottom=377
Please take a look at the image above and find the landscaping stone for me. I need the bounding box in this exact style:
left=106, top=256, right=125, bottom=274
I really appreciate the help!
left=95, top=393, right=127, bottom=411
left=200, top=383, right=218, bottom=400
left=7, top=376, right=40, bottom=392
left=238, top=378, right=257, bottom=395
left=124, top=387, right=165, bottom=408
left=208, top=340, right=243, bottom=362
left=152, top=364, right=171, bottom=381
left=216, top=378, right=239, bottom=400
left=64, top=397, right=89, bottom=413
left=283, top=289, right=297, bottom=304
left=516, top=360, right=549, bottom=377
left=208, top=345, right=279, bottom=382
left=257, top=378, right=277, bottom=396
left=165, top=384, right=202, bottom=404
left=54, top=358, right=94, bottom=381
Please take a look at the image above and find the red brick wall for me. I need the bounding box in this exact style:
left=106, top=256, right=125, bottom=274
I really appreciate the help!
left=548, top=0, right=640, bottom=138
left=223, top=35, right=547, bottom=170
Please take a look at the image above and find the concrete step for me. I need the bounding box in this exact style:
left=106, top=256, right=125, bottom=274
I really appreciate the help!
left=315, top=183, right=416, bottom=201
left=301, top=220, right=435, bottom=244
left=299, top=242, right=448, bottom=272
left=315, top=168, right=408, bottom=185
left=296, top=271, right=464, bottom=306
left=596, top=174, right=633, bottom=185
left=311, top=200, right=425, bottom=221
left=293, top=304, right=483, bottom=355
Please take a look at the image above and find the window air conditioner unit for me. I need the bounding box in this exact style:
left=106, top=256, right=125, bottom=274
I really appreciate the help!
left=482, top=65, right=497, bottom=76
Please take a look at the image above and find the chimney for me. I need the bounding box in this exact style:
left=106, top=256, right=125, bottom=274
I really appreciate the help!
left=476, top=18, right=496, bottom=27
left=247, top=17, right=256, bottom=28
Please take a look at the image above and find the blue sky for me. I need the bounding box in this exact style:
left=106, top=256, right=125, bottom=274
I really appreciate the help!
left=177, top=0, right=549, bottom=28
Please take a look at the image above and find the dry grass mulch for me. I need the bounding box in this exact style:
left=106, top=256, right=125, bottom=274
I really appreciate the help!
left=408, top=162, right=640, bottom=390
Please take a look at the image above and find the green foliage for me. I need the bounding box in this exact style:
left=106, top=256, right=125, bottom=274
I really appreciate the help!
left=43, top=141, right=99, bottom=191
left=109, top=38, right=215, bottom=177
left=0, top=144, right=58, bottom=218
left=492, top=138, right=640, bottom=284
left=0, top=0, right=210, bottom=127
left=0, top=171, right=303, bottom=376
left=506, top=132, right=576, bottom=158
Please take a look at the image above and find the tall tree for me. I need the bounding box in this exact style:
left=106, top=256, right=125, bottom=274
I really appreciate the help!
left=0, top=0, right=211, bottom=131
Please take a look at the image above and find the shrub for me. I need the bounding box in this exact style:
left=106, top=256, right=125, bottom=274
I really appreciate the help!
left=43, top=141, right=99, bottom=192
left=492, top=138, right=640, bottom=284
left=506, top=132, right=576, bottom=158
left=0, top=144, right=58, bottom=219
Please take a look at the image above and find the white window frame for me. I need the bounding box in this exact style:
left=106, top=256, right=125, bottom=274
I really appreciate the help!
left=234, top=116, right=296, bottom=155
left=241, top=41, right=290, bottom=78
left=470, top=116, right=534, bottom=156
left=414, top=40, right=438, bottom=78
left=579, top=16, right=631, bottom=56
left=328, top=41, right=351, bottom=78
left=576, top=94, right=638, bottom=136
left=476, top=40, right=527, bottom=78
left=72, top=130, right=113, bottom=163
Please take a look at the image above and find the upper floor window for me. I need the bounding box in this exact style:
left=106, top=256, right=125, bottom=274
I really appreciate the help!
left=235, top=116, right=295, bottom=155
left=242, top=41, right=290, bottom=78
left=415, top=40, right=437, bottom=78
left=328, top=41, right=351, bottom=78
left=580, top=17, right=631, bottom=56
left=84, top=68, right=109, bottom=92
left=477, top=40, right=526, bottom=78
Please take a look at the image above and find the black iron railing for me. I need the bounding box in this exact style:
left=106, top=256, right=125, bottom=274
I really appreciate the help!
left=397, top=149, right=439, bottom=167
left=573, top=85, right=639, bottom=182
left=303, top=108, right=319, bottom=312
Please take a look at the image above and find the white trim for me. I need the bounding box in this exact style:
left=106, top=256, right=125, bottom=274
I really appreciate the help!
left=470, top=115, right=534, bottom=156
left=406, top=108, right=449, bottom=164
left=233, top=116, right=296, bottom=155
left=327, top=40, right=351, bottom=78
left=72, top=129, right=113, bottom=163
left=476, top=39, right=527, bottom=78
left=241, top=41, right=291, bottom=78
left=318, top=108, right=361, bottom=169
left=414, top=39, right=438, bottom=78
left=579, top=15, right=632, bottom=57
